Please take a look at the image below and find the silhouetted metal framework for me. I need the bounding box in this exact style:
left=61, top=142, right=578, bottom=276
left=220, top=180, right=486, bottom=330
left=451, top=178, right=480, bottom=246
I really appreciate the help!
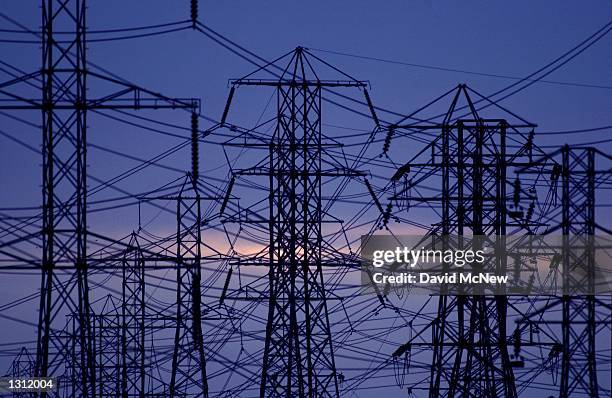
left=7, top=347, right=35, bottom=398
left=62, top=296, right=122, bottom=398
left=169, top=174, right=209, bottom=398
left=227, top=47, right=367, bottom=398
left=558, top=147, right=597, bottom=398
left=0, top=2, right=199, bottom=396
left=92, top=297, right=122, bottom=397
left=38, top=2, right=93, bottom=394
left=1, top=3, right=611, bottom=397
left=391, top=85, right=538, bottom=397
left=516, top=145, right=612, bottom=397
left=121, top=233, right=146, bottom=398
left=137, top=173, right=210, bottom=398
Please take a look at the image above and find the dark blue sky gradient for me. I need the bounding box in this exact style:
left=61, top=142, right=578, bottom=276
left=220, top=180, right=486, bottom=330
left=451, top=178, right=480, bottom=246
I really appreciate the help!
left=0, top=1, right=611, bottom=392
left=1, top=1, right=611, bottom=221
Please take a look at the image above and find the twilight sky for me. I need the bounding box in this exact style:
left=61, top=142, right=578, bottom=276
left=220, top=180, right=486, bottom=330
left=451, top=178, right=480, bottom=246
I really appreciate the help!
left=0, top=1, right=611, bottom=392
left=1, top=1, right=611, bottom=223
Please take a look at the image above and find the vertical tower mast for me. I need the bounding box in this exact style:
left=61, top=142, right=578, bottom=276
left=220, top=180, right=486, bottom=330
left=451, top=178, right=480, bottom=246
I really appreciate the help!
left=38, top=1, right=94, bottom=394
left=121, top=233, right=147, bottom=398
left=226, top=47, right=367, bottom=398
left=558, top=146, right=599, bottom=398
left=0, top=3, right=199, bottom=394
left=391, top=85, right=538, bottom=397
left=169, top=174, right=209, bottom=398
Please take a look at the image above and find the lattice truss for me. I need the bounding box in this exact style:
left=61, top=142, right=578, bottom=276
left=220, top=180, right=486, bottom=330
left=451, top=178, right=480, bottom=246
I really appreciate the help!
left=0, top=2, right=610, bottom=398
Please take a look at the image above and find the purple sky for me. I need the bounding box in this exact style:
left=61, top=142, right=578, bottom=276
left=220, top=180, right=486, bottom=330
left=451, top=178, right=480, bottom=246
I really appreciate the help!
left=0, top=1, right=611, bottom=395
left=1, top=1, right=610, bottom=224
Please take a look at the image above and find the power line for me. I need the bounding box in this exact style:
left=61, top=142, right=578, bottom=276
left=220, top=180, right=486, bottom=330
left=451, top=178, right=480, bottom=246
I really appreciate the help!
left=309, top=47, right=612, bottom=90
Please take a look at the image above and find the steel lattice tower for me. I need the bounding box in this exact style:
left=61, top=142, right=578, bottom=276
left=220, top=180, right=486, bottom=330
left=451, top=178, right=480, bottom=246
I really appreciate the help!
left=392, top=85, right=538, bottom=397
left=38, top=1, right=93, bottom=393
left=517, top=145, right=610, bottom=397
left=169, top=174, right=209, bottom=398
left=92, top=296, right=123, bottom=397
left=225, top=47, right=368, bottom=398
left=7, top=347, right=35, bottom=398
left=121, top=233, right=147, bottom=398
left=0, top=1, right=198, bottom=394
left=0, top=3, right=610, bottom=397
left=558, top=146, right=598, bottom=398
